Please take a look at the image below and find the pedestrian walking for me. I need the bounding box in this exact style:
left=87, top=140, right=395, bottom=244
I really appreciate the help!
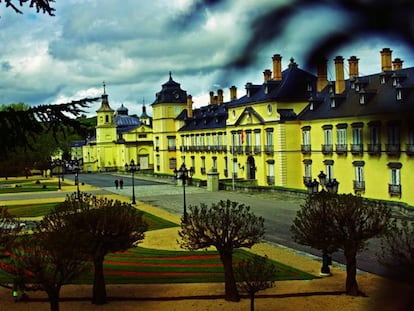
left=115, top=179, right=119, bottom=189
left=119, top=179, right=124, bottom=189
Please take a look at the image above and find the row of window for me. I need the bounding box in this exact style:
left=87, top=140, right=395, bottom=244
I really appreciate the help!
left=302, top=121, right=414, bottom=156
left=303, top=160, right=403, bottom=197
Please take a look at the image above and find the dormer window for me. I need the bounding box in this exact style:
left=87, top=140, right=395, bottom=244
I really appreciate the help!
left=328, top=82, right=334, bottom=94
left=330, top=98, right=336, bottom=108
left=380, top=76, right=386, bottom=84
left=396, top=85, right=402, bottom=100
left=307, top=82, right=312, bottom=92
left=359, top=94, right=365, bottom=105
left=355, top=83, right=360, bottom=92
left=265, top=85, right=269, bottom=94
left=310, top=102, right=314, bottom=110
left=393, top=77, right=399, bottom=87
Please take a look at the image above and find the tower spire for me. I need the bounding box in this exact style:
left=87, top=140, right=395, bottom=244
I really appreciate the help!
left=103, top=81, right=106, bottom=94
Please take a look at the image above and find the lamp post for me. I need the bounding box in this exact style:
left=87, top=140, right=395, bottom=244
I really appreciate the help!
left=174, top=164, right=194, bottom=222
left=51, top=159, right=63, bottom=190
left=70, top=159, right=81, bottom=200
left=125, top=159, right=139, bottom=205
left=306, top=171, right=340, bottom=276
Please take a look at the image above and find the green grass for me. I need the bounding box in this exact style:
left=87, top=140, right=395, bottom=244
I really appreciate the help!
left=3, top=203, right=178, bottom=231
left=76, top=247, right=316, bottom=284
left=0, top=179, right=64, bottom=193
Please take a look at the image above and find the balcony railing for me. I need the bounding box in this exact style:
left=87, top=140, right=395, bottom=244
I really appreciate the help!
left=321, top=144, right=333, bottom=154
left=303, top=176, right=312, bottom=185
left=245, top=145, right=252, bottom=154
left=389, top=184, right=401, bottom=197
left=267, top=176, right=275, bottom=185
left=385, top=143, right=401, bottom=156
left=406, top=144, right=414, bottom=155
left=335, top=144, right=348, bottom=154
left=168, top=146, right=176, bottom=151
left=264, top=145, right=274, bottom=154
left=350, top=144, right=363, bottom=154
left=367, top=143, right=381, bottom=155
left=353, top=180, right=365, bottom=191
left=254, top=146, right=261, bottom=154
left=301, top=144, right=311, bottom=154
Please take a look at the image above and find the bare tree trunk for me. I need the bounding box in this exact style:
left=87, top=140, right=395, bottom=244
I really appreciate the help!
left=92, top=257, right=107, bottom=305
left=220, top=251, right=240, bottom=302
left=250, top=292, right=255, bottom=311
left=345, top=249, right=359, bottom=296
left=46, top=287, right=61, bottom=311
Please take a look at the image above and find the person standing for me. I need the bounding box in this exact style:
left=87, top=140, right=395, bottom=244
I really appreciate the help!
left=119, top=179, right=124, bottom=189
left=115, top=179, right=119, bottom=189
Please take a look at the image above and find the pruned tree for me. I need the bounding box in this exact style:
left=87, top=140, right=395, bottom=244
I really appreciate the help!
left=291, top=193, right=391, bottom=296
left=3, top=211, right=90, bottom=311
left=178, top=199, right=265, bottom=302
left=52, top=194, right=148, bottom=305
left=380, top=219, right=414, bottom=281
left=1, top=0, right=56, bottom=15
left=235, top=254, right=276, bottom=311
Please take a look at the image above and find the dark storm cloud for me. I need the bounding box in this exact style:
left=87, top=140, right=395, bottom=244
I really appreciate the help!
left=1, top=61, right=12, bottom=72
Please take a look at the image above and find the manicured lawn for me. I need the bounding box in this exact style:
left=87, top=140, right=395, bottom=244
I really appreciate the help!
left=77, top=247, right=316, bottom=284
left=0, top=179, right=62, bottom=193
left=4, top=203, right=178, bottom=231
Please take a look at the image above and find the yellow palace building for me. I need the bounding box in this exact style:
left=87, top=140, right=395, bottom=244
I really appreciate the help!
left=80, top=48, right=414, bottom=209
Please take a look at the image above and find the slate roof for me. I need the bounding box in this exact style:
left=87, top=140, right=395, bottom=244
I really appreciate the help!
left=152, top=72, right=188, bottom=104
left=227, top=59, right=316, bottom=107
left=178, top=103, right=228, bottom=131
left=298, top=67, right=414, bottom=121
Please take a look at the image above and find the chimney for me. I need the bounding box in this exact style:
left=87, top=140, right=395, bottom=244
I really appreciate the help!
left=263, top=69, right=272, bottom=82
left=187, top=95, right=193, bottom=118
left=272, top=54, right=282, bottom=81
left=316, top=57, right=328, bottom=92
left=217, top=89, right=224, bottom=104
left=392, top=58, right=404, bottom=70
left=209, top=91, right=214, bottom=104
left=380, top=48, right=393, bottom=71
left=334, top=56, right=345, bottom=94
left=348, top=56, right=359, bottom=79
left=229, top=85, right=237, bottom=101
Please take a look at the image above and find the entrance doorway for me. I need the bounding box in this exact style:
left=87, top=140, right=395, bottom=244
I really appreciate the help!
left=246, top=156, right=256, bottom=180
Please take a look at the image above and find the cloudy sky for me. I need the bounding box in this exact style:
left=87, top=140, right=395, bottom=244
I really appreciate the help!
left=1, top=0, right=413, bottom=117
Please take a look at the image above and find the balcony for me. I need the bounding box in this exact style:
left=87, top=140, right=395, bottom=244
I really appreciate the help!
left=353, top=180, right=365, bottom=191
left=254, top=146, right=261, bottom=154
left=267, top=176, right=275, bottom=185
left=389, top=184, right=401, bottom=197
left=321, top=144, right=333, bottom=155
left=245, top=145, right=252, bottom=154
left=335, top=144, right=348, bottom=154
left=385, top=143, right=401, bottom=156
left=264, top=145, right=274, bottom=154
left=367, top=143, right=381, bottom=155
left=350, top=144, right=363, bottom=155
left=303, top=176, right=312, bottom=185
left=167, top=146, right=176, bottom=151
left=406, top=144, right=414, bottom=156
left=301, top=144, right=311, bottom=154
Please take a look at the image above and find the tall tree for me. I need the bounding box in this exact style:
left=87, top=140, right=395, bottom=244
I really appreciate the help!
left=0, top=98, right=99, bottom=161
left=291, top=193, right=391, bottom=296
left=179, top=199, right=265, bottom=302
left=52, top=194, right=148, bottom=305
left=1, top=0, right=56, bottom=15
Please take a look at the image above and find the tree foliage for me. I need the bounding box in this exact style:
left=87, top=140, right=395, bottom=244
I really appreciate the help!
left=52, top=193, right=148, bottom=305
left=380, top=219, right=414, bottom=281
left=0, top=98, right=99, bottom=161
left=291, top=192, right=391, bottom=296
left=235, top=255, right=276, bottom=311
left=179, top=199, right=265, bottom=302
left=1, top=0, right=56, bottom=15
left=3, top=211, right=90, bottom=311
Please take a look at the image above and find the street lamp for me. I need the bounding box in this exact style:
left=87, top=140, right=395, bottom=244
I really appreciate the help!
left=51, top=159, right=63, bottom=190
left=174, top=164, right=194, bottom=222
left=306, top=171, right=340, bottom=276
left=70, top=159, right=81, bottom=200
left=125, top=159, right=139, bottom=205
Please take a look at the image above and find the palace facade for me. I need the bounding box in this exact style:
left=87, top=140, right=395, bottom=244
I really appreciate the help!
left=79, top=48, right=414, bottom=208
